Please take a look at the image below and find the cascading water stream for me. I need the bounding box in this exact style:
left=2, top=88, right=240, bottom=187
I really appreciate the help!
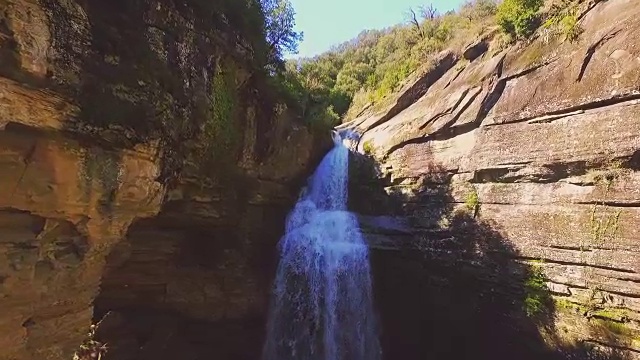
left=262, top=131, right=381, bottom=360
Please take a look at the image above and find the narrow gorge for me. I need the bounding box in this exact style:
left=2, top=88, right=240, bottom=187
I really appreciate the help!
left=0, top=0, right=638, bottom=359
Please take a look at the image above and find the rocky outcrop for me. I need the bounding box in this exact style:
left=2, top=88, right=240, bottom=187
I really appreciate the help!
left=92, top=116, right=321, bottom=360
left=0, top=1, right=325, bottom=359
left=0, top=123, right=162, bottom=360
left=346, top=0, right=640, bottom=359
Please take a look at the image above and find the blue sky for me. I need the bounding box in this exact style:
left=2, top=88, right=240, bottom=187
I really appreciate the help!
left=288, top=0, right=465, bottom=58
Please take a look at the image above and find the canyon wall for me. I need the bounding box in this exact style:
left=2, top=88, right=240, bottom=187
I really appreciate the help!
left=0, top=1, right=324, bottom=359
left=345, top=0, right=640, bottom=358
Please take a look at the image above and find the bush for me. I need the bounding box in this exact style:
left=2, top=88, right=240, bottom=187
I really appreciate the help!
left=559, top=13, right=582, bottom=42
left=460, top=0, right=498, bottom=21
left=306, top=105, right=340, bottom=133
left=496, top=0, right=544, bottom=38
left=464, top=187, right=479, bottom=212
left=201, top=64, right=239, bottom=163
left=362, top=140, right=375, bottom=155
left=543, top=2, right=583, bottom=43
left=523, top=261, right=551, bottom=318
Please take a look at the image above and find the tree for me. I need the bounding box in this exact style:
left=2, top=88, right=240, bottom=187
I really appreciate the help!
left=420, top=4, right=439, bottom=20
left=261, top=0, right=304, bottom=65
left=496, top=0, right=543, bottom=38
left=405, top=8, right=424, bottom=39
left=459, top=0, right=498, bottom=21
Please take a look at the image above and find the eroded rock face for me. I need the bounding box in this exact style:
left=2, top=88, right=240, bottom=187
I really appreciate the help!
left=0, top=124, right=163, bottom=360
left=347, top=1, right=640, bottom=359
left=0, top=0, right=325, bottom=359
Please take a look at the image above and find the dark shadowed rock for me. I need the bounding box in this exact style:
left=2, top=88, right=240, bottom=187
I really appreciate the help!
left=0, top=1, right=327, bottom=359
left=463, top=38, right=489, bottom=61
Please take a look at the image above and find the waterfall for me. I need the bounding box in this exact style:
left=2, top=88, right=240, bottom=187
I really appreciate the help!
left=262, top=131, right=381, bottom=360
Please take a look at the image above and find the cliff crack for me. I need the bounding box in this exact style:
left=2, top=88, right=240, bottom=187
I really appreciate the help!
left=577, top=28, right=622, bottom=83
left=519, top=256, right=637, bottom=274
left=487, top=93, right=640, bottom=128
left=427, top=87, right=483, bottom=140
left=574, top=200, right=640, bottom=208
left=583, top=340, right=640, bottom=354
left=443, top=67, right=465, bottom=89
left=418, top=87, right=471, bottom=130
left=384, top=57, right=509, bottom=155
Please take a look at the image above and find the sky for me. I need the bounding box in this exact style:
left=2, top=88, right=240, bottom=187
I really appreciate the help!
left=288, top=0, right=465, bottom=59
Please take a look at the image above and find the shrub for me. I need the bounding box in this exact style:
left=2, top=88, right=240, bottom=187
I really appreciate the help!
left=306, top=105, right=341, bottom=133
left=496, top=0, right=544, bottom=38
left=464, top=187, right=479, bottom=212
left=201, top=64, right=239, bottom=163
left=543, top=2, right=583, bottom=43
left=560, top=13, right=582, bottom=42
left=523, top=261, right=551, bottom=318
left=460, top=0, right=498, bottom=21
left=362, top=140, right=375, bottom=155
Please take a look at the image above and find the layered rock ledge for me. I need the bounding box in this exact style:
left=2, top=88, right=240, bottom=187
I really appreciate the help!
left=0, top=1, right=325, bottom=359
left=345, top=0, right=640, bottom=358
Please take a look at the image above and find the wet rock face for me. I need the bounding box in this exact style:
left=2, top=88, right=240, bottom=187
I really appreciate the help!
left=0, top=0, right=325, bottom=359
left=347, top=0, right=640, bottom=359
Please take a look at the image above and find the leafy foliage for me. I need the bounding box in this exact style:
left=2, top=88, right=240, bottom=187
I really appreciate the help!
left=543, top=0, right=583, bottom=42
left=523, top=261, right=551, bottom=318
left=464, top=187, right=479, bottom=212
left=261, top=0, right=304, bottom=68
left=496, top=0, right=544, bottom=38
left=362, top=140, right=375, bottom=155
left=203, top=63, right=238, bottom=161
left=459, top=0, right=498, bottom=21
left=279, top=1, right=500, bottom=124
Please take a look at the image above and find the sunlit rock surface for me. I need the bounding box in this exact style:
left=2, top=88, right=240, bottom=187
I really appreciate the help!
left=346, top=1, right=640, bottom=358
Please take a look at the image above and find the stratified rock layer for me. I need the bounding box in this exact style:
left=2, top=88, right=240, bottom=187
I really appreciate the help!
left=0, top=0, right=324, bottom=359
left=345, top=0, right=640, bottom=358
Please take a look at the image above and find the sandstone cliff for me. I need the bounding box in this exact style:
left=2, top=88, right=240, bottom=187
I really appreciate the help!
left=344, top=0, right=640, bottom=358
left=0, top=1, right=325, bottom=359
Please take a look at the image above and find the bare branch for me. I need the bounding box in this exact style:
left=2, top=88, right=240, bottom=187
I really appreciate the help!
left=419, top=4, right=438, bottom=20
left=405, top=8, right=424, bottom=39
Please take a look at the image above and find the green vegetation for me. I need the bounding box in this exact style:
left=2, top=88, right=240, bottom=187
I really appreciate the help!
left=279, top=0, right=501, bottom=123
left=464, top=186, right=480, bottom=213
left=362, top=140, right=376, bottom=156
left=589, top=204, right=621, bottom=248
left=594, top=318, right=636, bottom=337
left=579, top=162, right=626, bottom=291
left=189, top=0, right=303, bottom=71
left=262, top=0, right=304, bottom=65
left=523, top=260, right=551, bottom=318
left=202, top=64, right=239, bottom=162
left=496, top=0, right=543, bottom=38
left=555, top=298, right=590, bottom=314
left=543, top=1, right=583, bottom=42
left=555, top=298, right=632, bottom=321
left=512, top=40, right=545, bottom=68
left=592, top=308, right=631, bottom=322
